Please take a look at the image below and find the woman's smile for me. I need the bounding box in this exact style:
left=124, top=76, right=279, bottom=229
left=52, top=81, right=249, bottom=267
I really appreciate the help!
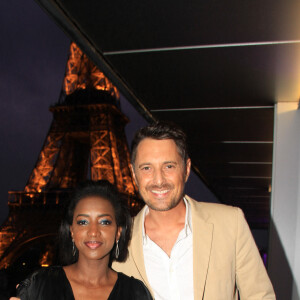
left=84, top=241, right=103, bottom=250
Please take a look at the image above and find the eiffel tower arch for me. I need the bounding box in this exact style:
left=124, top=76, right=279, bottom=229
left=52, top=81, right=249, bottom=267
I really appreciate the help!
left=0, top=42, right=142, bottom=287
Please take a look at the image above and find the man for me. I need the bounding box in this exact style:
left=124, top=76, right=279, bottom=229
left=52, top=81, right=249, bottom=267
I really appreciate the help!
left=113, top=121, right=275, bottom=299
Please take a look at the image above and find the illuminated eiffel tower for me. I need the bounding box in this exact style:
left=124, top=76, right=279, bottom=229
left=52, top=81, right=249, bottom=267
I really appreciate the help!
left=0, top=42, right=141, bottom=286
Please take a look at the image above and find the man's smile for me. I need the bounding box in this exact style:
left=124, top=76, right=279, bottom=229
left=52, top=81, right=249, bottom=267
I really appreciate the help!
left=150, top=189, right=170, bottom=195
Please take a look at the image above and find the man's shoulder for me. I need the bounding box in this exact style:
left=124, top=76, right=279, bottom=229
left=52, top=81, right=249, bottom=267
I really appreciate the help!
left=186, top=195, right=242, bottom=221
left=187, top=195, right=238, bottom=210
left=187, top=196, right=248, bottom=238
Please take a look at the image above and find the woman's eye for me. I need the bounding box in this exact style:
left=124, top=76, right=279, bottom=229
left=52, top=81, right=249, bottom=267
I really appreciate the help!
left=100, top=219, right=112, bottom=225
left=77, top=219, right=88, bottom=225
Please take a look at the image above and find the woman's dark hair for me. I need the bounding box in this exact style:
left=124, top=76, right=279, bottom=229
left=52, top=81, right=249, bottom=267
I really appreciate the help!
left=131, top=121, right=189, bottom=166
left=58, top=180, right=132, bottom=266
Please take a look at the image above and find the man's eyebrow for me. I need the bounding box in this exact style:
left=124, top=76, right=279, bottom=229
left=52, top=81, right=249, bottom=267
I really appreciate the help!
left=137, top=161, right=178, bottom=168
left=138, top=162, right=151, bottom=168
left=164, top=161, right=178, bottom=164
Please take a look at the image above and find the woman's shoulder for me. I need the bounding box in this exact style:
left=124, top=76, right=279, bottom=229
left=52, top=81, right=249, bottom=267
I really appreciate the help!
left=116, top=272, right=144, bottom=286
left=20, top=266, right=64, bottom=283
left=16, top=266, right=68, bottom=299
left=114, top=272, right=153, bottom=299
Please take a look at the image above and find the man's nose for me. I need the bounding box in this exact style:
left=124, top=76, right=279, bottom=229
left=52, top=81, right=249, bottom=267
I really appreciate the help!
left=153, top=169, right=165, bottom=185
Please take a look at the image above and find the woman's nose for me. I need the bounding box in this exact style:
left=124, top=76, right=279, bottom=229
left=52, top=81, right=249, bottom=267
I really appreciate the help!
left=88, top=223, right=99, bottom=237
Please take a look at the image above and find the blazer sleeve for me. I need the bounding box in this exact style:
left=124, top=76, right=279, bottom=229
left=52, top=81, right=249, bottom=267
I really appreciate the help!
left=235, top=208, right=275, bottom=299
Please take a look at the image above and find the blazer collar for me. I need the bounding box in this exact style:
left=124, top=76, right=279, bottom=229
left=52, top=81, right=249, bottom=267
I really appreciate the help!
left=130, top=206, right=153, bottom=294
left=186, top=195, right=214, bottom=300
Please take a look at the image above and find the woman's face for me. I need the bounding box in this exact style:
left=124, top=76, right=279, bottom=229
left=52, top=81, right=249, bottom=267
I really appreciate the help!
left=70, top=196, right=121, bottom=262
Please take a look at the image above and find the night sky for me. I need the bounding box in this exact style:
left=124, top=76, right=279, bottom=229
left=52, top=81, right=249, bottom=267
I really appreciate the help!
left=0, top=1, right=217, bottom=225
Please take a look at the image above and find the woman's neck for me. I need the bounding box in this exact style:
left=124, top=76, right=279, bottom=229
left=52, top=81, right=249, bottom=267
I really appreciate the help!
left=69, top=256, right=113, bottom=286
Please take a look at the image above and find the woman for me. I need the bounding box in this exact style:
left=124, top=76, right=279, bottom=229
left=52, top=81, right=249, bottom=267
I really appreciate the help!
left=16, top=180, right=152, bottom=300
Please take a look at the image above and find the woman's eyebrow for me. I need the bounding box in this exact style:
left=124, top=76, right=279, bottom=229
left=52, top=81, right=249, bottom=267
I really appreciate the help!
left=76, top=213, right=112, bottom=218
left=76, top=214, right=89, bottom=217
left=97, top=214, right=112, bottom=218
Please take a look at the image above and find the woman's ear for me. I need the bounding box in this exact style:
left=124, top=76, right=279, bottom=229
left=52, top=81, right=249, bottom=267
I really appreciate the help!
left=69, top=225, right=73, bottom=239
left=116, top=227, right=122, bottom=242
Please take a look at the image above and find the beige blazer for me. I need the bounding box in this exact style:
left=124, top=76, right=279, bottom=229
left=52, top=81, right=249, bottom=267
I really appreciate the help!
left=113, top=196, right=275, bottom=299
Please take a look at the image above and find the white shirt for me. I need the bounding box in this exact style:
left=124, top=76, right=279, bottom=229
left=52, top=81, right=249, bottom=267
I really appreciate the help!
left=142, top=198, right=194, bottom=300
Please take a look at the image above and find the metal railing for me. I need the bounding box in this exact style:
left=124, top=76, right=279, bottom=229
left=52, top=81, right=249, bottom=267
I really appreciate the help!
left=8, top=190, right=71, bottom=206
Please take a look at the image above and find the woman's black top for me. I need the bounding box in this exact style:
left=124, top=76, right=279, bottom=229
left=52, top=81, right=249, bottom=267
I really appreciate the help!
left=17, top=266, right=152, bottom=300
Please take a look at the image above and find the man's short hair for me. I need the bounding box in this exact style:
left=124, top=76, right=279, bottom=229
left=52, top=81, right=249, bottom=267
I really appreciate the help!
left=131, top=121, right=189, bottom=165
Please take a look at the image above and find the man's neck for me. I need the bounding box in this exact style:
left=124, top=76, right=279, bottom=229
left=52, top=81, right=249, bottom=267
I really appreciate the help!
left=144, top=198, right=186, bottom=256
left=146, top=198, right=186, bottom=229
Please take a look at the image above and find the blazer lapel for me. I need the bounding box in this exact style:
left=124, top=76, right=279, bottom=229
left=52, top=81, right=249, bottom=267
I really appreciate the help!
left=130, top=207, right=153, bottom=294
left=187, top=196, right=214, bottom=300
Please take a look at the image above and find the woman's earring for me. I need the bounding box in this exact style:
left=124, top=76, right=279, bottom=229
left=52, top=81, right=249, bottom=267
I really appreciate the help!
left=72, top=239, right=76, bottom=257
left=115, top=240, right=119, bottom=259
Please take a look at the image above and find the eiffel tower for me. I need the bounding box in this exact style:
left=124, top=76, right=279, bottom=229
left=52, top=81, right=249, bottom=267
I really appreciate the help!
left=0, top=42, right=142, bottom=288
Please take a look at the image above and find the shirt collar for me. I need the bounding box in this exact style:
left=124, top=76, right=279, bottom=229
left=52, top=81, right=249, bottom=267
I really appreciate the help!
left=142, top=197, right=192, bottom=245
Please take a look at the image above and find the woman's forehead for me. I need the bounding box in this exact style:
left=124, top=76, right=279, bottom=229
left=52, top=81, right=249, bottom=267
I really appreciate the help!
left=74, top=196, right=115, bottom=215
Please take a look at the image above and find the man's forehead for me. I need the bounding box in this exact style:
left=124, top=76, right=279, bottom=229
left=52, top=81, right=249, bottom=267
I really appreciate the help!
left=137, top=138, right=177, bottom=149
left=136, top=138, right=181, bottom=160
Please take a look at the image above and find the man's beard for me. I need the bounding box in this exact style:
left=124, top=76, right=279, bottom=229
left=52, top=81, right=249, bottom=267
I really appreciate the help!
left=142, top=183, right=184, bottom=211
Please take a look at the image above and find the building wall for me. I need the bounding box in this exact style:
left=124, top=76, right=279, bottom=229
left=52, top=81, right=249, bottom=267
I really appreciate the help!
left=269, top=102, right=300, bottom=300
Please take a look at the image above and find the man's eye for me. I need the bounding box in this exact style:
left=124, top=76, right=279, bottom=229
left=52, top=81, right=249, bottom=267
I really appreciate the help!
left=142, top=166, right=151, bottom=171
left=77, top=220, right=88, bottom=225
left=100, top=219, right=112, bottom=225
left=166, top=164, right=174, bottom=169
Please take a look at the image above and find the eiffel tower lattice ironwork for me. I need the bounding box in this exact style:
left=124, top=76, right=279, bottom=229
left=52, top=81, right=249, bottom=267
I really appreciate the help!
left=0, top=43, right=142, bottom=282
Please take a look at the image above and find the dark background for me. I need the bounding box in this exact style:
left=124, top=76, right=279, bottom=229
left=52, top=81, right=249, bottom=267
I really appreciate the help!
left=0, top=0, right=217, bottom=226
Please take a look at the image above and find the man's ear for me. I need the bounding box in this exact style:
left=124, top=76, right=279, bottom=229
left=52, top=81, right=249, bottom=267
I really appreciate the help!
left=185, top=158, right=191, bottom=183
left=130, top=163, right=138, bottom=186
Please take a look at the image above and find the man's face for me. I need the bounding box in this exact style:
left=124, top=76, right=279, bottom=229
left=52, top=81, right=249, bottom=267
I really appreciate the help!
left=131, top=138, right=191, bottom=211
